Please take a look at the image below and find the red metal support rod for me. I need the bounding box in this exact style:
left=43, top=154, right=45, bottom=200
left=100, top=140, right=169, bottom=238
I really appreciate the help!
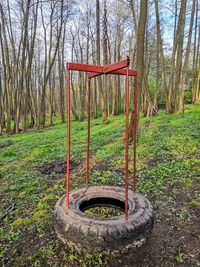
left=86, top=77, right=91, bottom=188
left=66, top=69, right=71, bottom=208
left=125, top=67, right=129, bottom=219
left=133, top=75, right=138, bottom=192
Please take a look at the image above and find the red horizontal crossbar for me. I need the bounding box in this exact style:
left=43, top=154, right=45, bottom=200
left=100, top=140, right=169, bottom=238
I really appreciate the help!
left=104, top=58, right=129, bottom=73
left=67, top=63, right=104, bottom=73
left=114, top=69, right=138, bottom=76
left=67, top=58, right=130, bottom=75
left=88, top=69, right=138, bottom=79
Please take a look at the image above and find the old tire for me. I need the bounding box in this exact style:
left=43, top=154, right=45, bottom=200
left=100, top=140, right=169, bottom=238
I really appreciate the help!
left=54, top=186, right=154, bottom=254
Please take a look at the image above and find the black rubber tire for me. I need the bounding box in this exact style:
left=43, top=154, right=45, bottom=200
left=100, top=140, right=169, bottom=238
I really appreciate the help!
left=54, top=186, right=154, bottom=254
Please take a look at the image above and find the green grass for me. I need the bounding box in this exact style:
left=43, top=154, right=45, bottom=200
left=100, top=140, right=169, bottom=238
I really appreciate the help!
left=0, top=104, right=200, bottom=266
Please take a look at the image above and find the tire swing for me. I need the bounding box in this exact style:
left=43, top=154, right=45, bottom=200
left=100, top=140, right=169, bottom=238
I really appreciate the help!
left=54, top=57, right=154, bottom=254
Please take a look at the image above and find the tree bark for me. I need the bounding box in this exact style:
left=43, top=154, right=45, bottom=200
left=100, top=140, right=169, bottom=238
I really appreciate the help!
left=129, top=0, right=148, bottom=138
left=178, top=0, right=195, bottom=112
left=154, top=0, right=169, bottom=113
left=174, top=0, right=187, bottom=111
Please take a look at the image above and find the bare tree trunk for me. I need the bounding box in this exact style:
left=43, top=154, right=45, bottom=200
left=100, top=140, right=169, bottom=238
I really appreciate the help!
left=40, top=0, right=64, bottom=128
left=48, top=73, right=53, bottom=126
left=129, top=0, right=148, bottom=138
left=136, top=0, right=148, bottom=114
left=0, top=3, right=12, bottom=133
left=111, top=36, right=117, bottom=115
left=70, top=31, right=79, bottom=120
left=15, top=0, right=31, bottom=133
left=174, top=0, right=187, bottom=111
left=58, top=23, right=66, bottom=123
left=154, top=0, right=169, bottom=113
left=192, top=1, right=200, bottom=103
left=178, top=0, right=195, bottom=112
left=92, top=38, right=98, bottom=118
left=22, top=1, right=39, bottom=131
left=0, top=37, right=2, bottom=134
left=102, top=0, right=109, bottom=123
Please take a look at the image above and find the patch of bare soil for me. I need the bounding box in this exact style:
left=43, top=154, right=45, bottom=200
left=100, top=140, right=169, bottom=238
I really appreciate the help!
left=38, top=159, right=81, bottom=178
left=0, top=140, right=13, bottom=149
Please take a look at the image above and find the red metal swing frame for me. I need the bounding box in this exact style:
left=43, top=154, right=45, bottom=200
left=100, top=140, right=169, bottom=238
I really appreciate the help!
left=66, top=57, right=138, bottom=219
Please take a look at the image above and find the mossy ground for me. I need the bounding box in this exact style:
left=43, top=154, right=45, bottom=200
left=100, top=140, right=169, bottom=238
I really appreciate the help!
left=84, top=206, right=124, bottom=219
left=0, top=104, right=200, bottom=266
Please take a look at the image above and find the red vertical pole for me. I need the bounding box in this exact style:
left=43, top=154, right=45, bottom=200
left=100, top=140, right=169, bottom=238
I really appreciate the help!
left=86, top=77, right=91, bottom=188
left=66, top=69, right=71, bottom=208
left=125, top=67, right=129, bottom=219
left=133, top=75, right=138, bottom=193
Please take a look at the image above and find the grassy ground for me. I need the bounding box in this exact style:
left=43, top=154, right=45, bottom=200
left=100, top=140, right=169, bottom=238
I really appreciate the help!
left=0, top=104, right=200, bottom=267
